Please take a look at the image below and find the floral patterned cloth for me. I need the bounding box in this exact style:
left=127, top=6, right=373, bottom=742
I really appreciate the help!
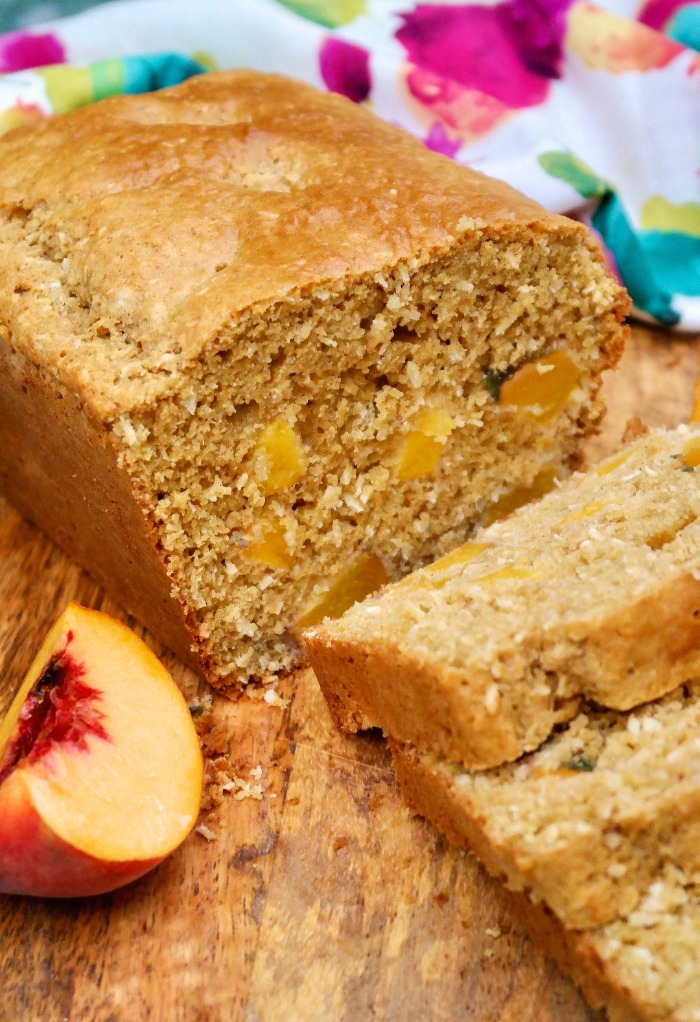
left=0, top=0, right=698, bottom=329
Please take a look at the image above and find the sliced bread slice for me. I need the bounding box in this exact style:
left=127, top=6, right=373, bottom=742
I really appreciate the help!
left=304, top=425, right=700, bottom=768
left=391, top=685, right=700, bottom=1022
left=390, top=683, right=700, bottom=930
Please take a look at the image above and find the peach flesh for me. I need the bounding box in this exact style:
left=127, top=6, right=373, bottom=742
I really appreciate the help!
left=0, top=640, right=109, bottom=787
left=0, top=603, right=204, bottom=898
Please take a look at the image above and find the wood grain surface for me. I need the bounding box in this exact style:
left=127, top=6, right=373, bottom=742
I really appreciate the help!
left=0, top=325, right=696, bottom=1022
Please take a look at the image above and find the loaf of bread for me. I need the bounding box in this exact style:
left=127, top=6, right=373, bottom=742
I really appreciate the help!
left=304, top=425, right=700, bottom=766
left=0, top=69, right=627, bottom=688
left=392, top=684, right=700, bottom=1022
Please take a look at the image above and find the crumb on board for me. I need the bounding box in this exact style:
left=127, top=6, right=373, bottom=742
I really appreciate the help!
left=188, top=677, right=289, bottom=840
left=263, top=687, right=289, bottom=708
left=188, top=694, right=213, bottom=718
left=244, top=683, right=289, bottom=708
left=196, top=823, right=218, bottom=842
left=190, top=705, right=272, bottom=840
left=223, top=772, right=267, bottom=801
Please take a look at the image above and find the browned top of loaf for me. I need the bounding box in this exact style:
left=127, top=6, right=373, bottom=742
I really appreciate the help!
left=0, top=69, right=596, bottom=421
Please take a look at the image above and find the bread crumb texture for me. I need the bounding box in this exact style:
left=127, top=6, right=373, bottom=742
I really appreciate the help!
left=0, top=70, right=626, bottom=687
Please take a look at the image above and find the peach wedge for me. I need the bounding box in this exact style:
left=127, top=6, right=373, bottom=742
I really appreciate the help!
left=0, top=602, right=203, bottom=897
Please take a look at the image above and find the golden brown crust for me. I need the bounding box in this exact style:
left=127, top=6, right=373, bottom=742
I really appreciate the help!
left=0, top=335, right=207, bottom=677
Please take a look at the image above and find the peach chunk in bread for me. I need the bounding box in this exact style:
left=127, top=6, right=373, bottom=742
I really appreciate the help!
left=0, top=603, right=203, bottom=898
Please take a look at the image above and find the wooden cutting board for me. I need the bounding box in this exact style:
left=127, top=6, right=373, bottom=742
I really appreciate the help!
left=0, top=324, right=696, bottom=1022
